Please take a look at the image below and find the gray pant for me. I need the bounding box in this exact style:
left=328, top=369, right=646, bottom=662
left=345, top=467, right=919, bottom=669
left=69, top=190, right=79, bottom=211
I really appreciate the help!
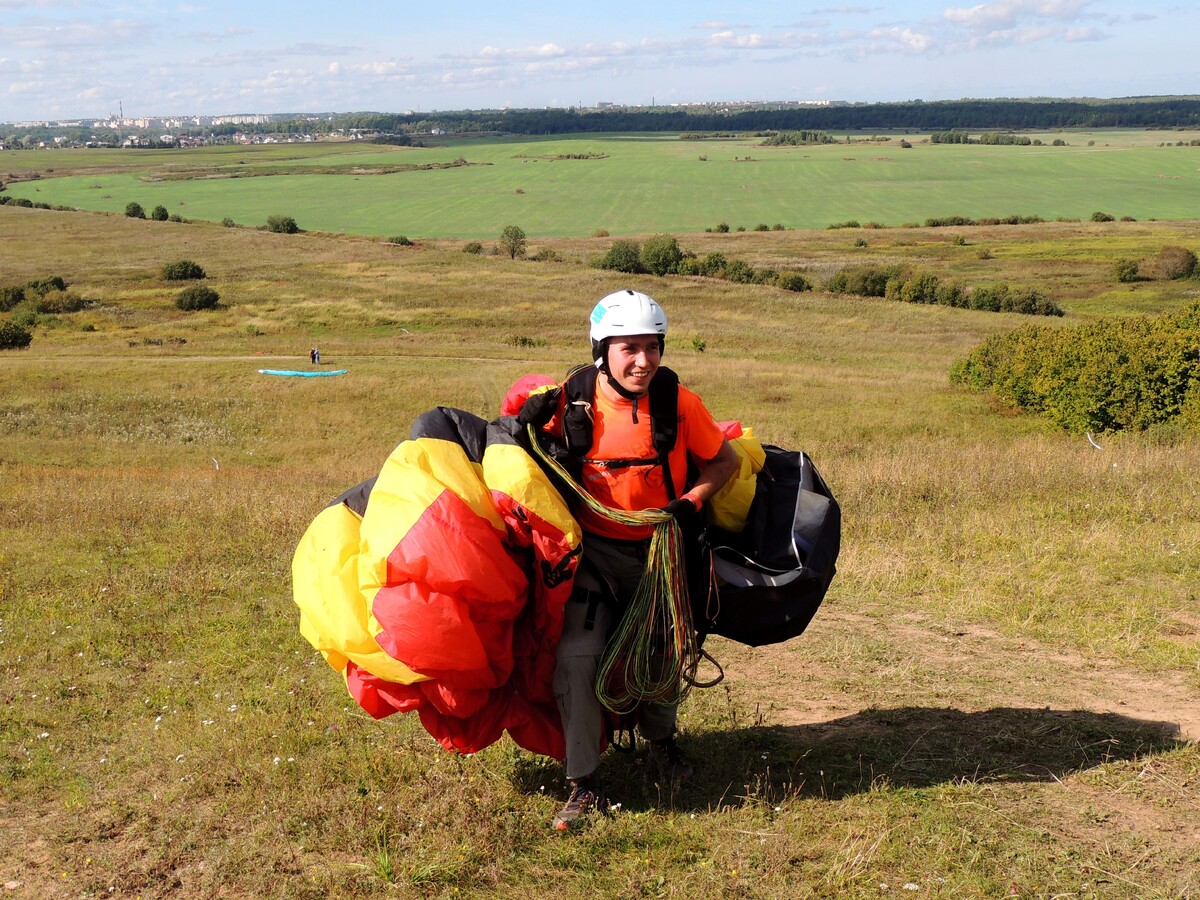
left=553, top=536, right=677, bottom=780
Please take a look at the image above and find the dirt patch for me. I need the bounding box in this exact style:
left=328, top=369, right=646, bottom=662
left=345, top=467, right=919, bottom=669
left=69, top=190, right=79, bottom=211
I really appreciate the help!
left=714, top=605, right=1199, bottom=742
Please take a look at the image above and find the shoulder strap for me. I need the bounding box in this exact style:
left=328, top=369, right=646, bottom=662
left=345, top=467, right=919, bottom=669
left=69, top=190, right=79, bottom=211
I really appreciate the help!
left=561, top=364, right=597, bottom=456
left=560, top=363, right=683, bottom=499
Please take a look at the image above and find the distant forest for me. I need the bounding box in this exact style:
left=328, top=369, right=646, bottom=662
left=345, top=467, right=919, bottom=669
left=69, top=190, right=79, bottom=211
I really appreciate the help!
left=335, top=98, right=1200, bottom=137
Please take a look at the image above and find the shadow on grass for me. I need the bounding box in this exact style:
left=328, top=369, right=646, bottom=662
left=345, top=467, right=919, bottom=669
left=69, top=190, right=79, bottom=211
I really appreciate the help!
left=511, top=705, right=1188, bottom=811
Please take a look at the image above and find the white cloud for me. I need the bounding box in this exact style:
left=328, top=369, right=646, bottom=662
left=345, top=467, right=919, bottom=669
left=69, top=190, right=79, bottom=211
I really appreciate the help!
left=943, top=0, right=1091, bottom=30
left=866, top=26, right=935, bottom=53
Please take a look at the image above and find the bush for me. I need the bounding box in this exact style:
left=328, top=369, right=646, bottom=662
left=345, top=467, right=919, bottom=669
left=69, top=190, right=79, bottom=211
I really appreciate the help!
left=35, top=290, right=85, bottom=314
left=827, top=265, right=902, bottom=297
left=0, top=319, right=32, bottom=350
left=596, top=240, right=643, bottom=273
left=1155, top=245, right=1197, bottom=280
left=24, top=276, right=67, bottom=297
left=222, top=217, right=237, bottom=228
left=1112, top=258, right=1140, bottom=283
left=169, top=214, right=184, bottom=223
left=771, top=223, right=785, bottom=231
left=150, top=205, right=169, bottom=221
left=754, top=224, right=770, bottom=231
left=387, top=235, right=413, bottom=246
left=162, top=260, right=206, bottom=281
left=125, top=202, right=146, bottom=219
left=952, top=303, right=1200, bottom=434
left=722, top=259, right=755, bottom=283
left=714, top=222, right=730, bottom=233
left=528, top=248, right=560, bottom=262
left=1090, top=211, right=1115, bottom=222
left=592, top=229, right=610, bottom=238
left=640, top=234, right=683, bottom=276
left=776, top=271, right=811, bottom=292
left=175, top=285, right=220, bottom=311
left=266, top=215, right=299, bottom=234
left=462, top=241, right=484, bottom=254
left=697, top=252, right=728, bottom=278
left=0, top=285, right=25, bottom=312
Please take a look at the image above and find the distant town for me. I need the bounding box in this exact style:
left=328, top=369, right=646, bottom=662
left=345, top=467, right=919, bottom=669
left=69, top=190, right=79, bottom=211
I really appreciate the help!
left=4, top=97, right=1200, bottom=151
left=0, top=100, right=849, bottom=150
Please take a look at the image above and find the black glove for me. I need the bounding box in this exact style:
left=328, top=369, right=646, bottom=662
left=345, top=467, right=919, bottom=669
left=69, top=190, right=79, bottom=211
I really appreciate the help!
left=516, top=386, right=561, bottom=428
left=660, top=497, right=701, bottom=523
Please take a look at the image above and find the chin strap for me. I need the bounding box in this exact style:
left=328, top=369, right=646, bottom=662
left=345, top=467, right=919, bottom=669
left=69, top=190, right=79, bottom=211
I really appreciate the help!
left=603, top=371, right=648, bottom=422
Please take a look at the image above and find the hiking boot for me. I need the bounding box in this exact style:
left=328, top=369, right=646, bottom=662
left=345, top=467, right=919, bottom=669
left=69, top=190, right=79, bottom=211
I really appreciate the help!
left=648, top=736, right=694, bottom=784
left=552, top=776, right=607, bottom=831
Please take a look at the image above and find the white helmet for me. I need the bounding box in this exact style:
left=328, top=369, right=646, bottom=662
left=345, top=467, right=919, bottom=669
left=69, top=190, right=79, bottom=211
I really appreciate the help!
left=589, top=290, right=667, bottom=365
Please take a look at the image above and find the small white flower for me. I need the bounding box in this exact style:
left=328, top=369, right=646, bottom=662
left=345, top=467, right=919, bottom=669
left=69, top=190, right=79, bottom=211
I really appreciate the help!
left=903, top=884, right=919, bottom=892
left=287, top=757, right=294, bottom=763
left=37, top=732, right=49, bottom=739
left=227, top=704, right=238, bottom=712
left=175, top=754, right=185, bottom=762
left=273, top=756, right=281, bottom=765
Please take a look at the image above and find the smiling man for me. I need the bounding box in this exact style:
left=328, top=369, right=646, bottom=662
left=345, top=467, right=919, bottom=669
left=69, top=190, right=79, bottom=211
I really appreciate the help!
left=517, top=289, right=739, bottom=830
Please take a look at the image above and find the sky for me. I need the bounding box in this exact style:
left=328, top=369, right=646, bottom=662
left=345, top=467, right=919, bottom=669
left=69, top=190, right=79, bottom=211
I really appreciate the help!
left=1, top=0, right=1196, bottom=122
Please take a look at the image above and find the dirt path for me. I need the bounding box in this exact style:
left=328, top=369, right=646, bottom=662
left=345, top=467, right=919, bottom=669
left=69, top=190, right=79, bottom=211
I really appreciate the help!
left=716, top=605, right=1199, bottom=742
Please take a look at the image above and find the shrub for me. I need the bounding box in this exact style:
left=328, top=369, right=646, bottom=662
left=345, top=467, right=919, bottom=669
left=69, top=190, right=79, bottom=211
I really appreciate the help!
left=125, top=202, right=146, bottom=219
left=751, top=268, right=778, bottom=285
left=25, top=276, right=67, bottom=297
left=952, top=302, right=1200, bottom=434
left=776, top=271, right=811, bottom=292
left=596, top=240, right=643, bottom=273
left=592, top=229, right=610, bottom=238
left=1090, top=211, right=1115, bottom=222
left=529, top=248, right=560, bottom=262
left=754, top=223, right=770, bottom=231
left=175, top=285, right=220, bottom=311
left=162, top=260, right=206, bottom=281
left=387, top=235, right=413, bottom=246
left=697, top=252, right=728, bottom=278
left=169, top=214, right=184, bottom=223
left=0, top=319, right=32, bottom=350
left=1155, top=245, right=1197, bottom=280
left=827, top=265, right=902, bottom=297
left=0, top=286, right=25, bottom=312
left=640, top=234, right=683, bottom=276
left=266, top=215, right=299, bottom=234
left=723, top=259, right=755, bottom=284
left=771, top=223, right=785, bottom=231
left=462, top=241, right=484, bottom=254
left=35, top=290, right=85, bottom=314
left=1112, top=258, right=1140, bottom=283
left=714, top=222, right=730, bottom=233
left=150, top=205, right=169, bottom=221
left=853, top=237, right=868, bottom=247
left=222, top=217, right=237, bottom=228
left=828, top=220, right=861, bottom=229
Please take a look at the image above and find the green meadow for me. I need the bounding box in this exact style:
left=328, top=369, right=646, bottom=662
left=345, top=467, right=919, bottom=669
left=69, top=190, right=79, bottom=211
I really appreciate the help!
left=1, top=185, right=1199, bottom=896
left=6, top=129, right=1200, bottom=237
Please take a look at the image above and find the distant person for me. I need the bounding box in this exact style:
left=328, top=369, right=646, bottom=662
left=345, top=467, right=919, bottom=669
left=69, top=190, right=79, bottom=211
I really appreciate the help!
left=518, top=289, right=738, bottom=830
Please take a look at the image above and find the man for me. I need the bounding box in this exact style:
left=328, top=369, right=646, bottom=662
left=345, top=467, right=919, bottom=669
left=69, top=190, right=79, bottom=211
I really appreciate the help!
left=520, top=289, right=738, bottom=830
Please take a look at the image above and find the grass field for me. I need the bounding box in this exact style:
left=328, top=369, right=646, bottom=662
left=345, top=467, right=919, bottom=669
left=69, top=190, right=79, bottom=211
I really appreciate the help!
left=6, top=130, right=1200, bottom=238
left=1, top=204, right=1199, bottom=898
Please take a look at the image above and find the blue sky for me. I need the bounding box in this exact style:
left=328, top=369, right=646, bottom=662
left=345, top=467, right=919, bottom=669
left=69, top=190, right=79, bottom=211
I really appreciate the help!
left=1, top=1, right=1195, bottom=121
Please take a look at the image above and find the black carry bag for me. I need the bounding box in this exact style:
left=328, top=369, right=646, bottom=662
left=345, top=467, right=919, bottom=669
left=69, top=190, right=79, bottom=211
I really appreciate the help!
left=697, top=446, right=841, bottom=647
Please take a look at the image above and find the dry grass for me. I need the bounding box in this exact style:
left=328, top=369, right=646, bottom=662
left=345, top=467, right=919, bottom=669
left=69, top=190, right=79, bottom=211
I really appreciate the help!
left=2, top=205, right=1198, bottom=898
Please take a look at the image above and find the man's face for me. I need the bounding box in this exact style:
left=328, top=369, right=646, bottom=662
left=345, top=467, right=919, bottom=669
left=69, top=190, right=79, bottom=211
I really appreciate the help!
left=607, top=333, right=661, bottom=396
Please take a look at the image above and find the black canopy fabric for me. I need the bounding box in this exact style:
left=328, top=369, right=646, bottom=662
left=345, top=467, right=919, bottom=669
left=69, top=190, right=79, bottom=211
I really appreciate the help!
left=699, top=447, right=841, bottom=647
